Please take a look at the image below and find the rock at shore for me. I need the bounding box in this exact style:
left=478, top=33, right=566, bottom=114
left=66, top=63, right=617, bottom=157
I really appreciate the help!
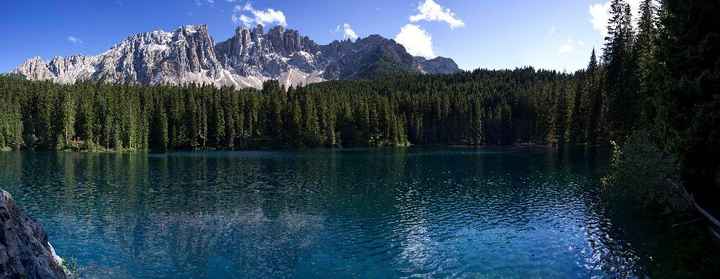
left=0, top=190, right=68, bottom=279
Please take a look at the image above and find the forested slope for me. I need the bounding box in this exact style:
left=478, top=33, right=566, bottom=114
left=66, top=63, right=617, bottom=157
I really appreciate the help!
left=0, top=65, right=607, bottom=152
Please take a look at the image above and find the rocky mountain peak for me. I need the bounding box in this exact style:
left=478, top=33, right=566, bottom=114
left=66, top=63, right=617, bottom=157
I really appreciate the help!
left=252, top=24, right=264, bottom=39
left=269, top=25, right=285, bottom=34
left=15, top=57, right=53, bottom=81
left=359, top=34, right=387, bottom=43
left=13, top=24, right=461, bottom=89
left=414, top=57, right=462, bottom=75
left=181, top=24, right=209, bottom=35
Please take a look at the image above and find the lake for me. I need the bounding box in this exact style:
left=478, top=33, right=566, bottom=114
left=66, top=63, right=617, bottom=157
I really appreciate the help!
left=0, top=147, right=662, bottom=278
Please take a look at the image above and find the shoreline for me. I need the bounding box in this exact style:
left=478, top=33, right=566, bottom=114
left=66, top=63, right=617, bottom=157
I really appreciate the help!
left=0, top=142, right=611, bottom=154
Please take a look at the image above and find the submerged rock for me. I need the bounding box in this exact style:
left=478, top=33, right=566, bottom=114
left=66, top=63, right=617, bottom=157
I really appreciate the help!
left=0, top=190, right=68, bottom=279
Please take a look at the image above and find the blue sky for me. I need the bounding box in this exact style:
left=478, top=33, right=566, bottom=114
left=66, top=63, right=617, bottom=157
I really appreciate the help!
left=0, top=0, right=632, bottom=73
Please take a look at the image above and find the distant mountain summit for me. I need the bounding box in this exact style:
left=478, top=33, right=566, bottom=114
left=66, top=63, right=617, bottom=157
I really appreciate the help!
left=13, top=25, right=460, bottom=89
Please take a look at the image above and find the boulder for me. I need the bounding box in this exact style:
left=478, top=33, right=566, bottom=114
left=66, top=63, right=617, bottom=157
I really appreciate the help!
left=0, top=190, right=68, bottom=279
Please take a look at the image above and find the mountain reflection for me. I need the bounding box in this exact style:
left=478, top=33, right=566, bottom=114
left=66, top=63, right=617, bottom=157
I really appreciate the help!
left=0, top=148, right=653, bottom=278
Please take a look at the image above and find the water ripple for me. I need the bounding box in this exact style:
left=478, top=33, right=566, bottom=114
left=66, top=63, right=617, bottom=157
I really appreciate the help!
left=0, top=148, right=649, bottom=279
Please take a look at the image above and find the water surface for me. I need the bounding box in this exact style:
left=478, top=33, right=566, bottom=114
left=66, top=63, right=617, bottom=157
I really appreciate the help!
left=0, top=147, right=653, bottom=278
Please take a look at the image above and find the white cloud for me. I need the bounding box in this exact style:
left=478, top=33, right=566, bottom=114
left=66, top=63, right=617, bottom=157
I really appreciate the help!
left=548, top=26, right=557, bottom=37
left=589, top=0, right=642, bottom=38
left=559, top=38, right=585, bottom=54
left=194, top=0, right=215, bottom=6
left=231, top=2, right=287, bottom=27
left=558, top=44, right=573, bottom=54
left=67, top=36, right=83, bottom=45
left=337, top=23, right=358, bottom=40
left=395, top=24, right=435, bottom=58
left=409, top=0, right=464, bottom=29
left=589, top=2, right=611, bottom=38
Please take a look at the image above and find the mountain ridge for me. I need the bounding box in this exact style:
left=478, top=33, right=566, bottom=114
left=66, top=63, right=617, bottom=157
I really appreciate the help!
left=13, top=24, right=460, bottom=89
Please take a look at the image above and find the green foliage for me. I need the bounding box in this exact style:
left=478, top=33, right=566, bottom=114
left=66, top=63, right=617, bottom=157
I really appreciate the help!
left=602, top=130, right=688, bottom=212
left=61, top=257, right=80, bottom=279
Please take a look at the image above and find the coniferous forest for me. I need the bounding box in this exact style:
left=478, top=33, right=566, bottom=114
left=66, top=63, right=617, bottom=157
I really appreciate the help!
left=0, top=68, right=600, bottom=151
left=0, top=0, right=717, bottom=197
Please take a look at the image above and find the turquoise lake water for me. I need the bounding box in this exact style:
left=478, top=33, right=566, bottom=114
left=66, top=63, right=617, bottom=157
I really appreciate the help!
left=0, top=147, right=660, bottom=278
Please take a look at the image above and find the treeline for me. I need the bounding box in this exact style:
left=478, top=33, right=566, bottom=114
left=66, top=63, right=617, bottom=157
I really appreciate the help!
left=0, top=66, right=608, bottom=151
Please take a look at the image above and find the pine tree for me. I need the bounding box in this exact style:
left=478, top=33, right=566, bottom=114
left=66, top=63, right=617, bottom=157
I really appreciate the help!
left=604, top=0, right=637, bottom=142
left=224, top=90, right=237, bottom=149
left=76, top=88, right=95, bottom=148
left=586, top=50, right=603, bottom=145
left=635, top=0, right=660, bottom=129
left=303, top=95, right=321, bottom=146
left=569, top=72, right=586, bottom=144
left=554, top=82, right=568, bottom=146
left=289, top=96, right=303, bottom=147
left=470, top=100, right=484, bottom=145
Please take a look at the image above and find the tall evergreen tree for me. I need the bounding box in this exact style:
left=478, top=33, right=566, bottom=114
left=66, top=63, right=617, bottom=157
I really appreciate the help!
left=635, top=0, right=661, bottom=130
left=586, top=49, right=604, bottom=145
left=604, top=0, right=637, bottom=142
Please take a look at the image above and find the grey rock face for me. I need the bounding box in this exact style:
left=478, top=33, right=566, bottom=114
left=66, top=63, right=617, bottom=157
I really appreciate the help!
left=320, top=35, right=417, bottom=80
left=414, top=57, right=462, bottom=75
left=14, top=24, right=461, bottom=89
left=0, top=190, right=68, bottom=279
left=215, top=25, right=323, bottom=80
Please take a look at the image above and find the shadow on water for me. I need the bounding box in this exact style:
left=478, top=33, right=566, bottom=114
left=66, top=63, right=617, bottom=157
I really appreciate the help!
left=0, top=147, right=716, bottom=278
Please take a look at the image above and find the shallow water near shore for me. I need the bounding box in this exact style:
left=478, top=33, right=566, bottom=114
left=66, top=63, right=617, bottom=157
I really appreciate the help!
left=0, top=147, right=680, bottom=278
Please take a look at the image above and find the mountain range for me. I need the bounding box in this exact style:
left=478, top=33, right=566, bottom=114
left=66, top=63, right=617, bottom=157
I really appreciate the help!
left=12, top=24, right=460, bottom=89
